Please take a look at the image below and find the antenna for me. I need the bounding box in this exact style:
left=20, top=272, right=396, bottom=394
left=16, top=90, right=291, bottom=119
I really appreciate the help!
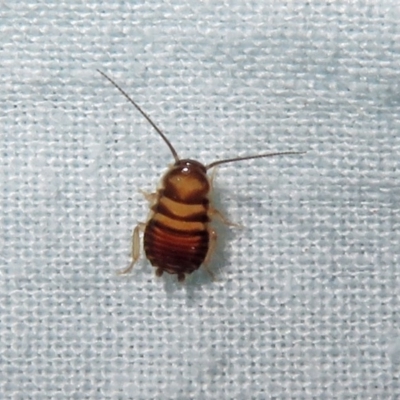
left=206, top=151, right=306, bottom=170
left=97, top=70, right=180, bottom=163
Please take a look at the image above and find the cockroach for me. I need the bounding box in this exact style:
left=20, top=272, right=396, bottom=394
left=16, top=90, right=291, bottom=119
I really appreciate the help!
left=98, top=70, right=303, bottom=282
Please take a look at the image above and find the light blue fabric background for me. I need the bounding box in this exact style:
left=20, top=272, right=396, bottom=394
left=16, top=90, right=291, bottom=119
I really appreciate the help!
left=1, top=1, right=400, bottom=398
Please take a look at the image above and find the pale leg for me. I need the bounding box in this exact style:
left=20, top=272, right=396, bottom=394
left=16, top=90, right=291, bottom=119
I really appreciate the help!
left=202, top=228, right=217, bottom=281
left=208, top=168, right=243, bottom=228
left=118, top=222, right=146, bottom=275
left=209, top=167, right=218, bottom=189
left=139, top=189, right=157, bottom=204
left=208, top=206, right=242, bottom=228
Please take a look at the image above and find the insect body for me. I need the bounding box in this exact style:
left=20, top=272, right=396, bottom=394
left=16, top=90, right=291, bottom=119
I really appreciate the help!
left=143, top=159, right=211, bottom=281
left=98, top=70, right=303, bottom=281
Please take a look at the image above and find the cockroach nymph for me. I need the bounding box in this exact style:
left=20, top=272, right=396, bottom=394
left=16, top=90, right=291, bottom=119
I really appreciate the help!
left=98, top=70, right=303, bottom=282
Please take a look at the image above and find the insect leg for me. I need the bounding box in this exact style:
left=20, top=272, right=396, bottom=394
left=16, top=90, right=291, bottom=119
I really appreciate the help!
left=208, top=206, right=242, bottom=228
left=139, top=189, right=157, bottom=204
left=208, top=166, right=218, bottom=190
left=118, top=222, right=146, bottom=275
left=202, top=228, right=217, bottom=281
left=208, top=168, right=242, bottom=228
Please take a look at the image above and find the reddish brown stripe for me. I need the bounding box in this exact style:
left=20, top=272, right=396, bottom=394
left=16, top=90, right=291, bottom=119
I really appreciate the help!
left=150, top=218, right=208, bottom=236
left=144, top=222, right=209, bottom=273
left=159, top=189, right=210, bottom=206
left=150, top=231, right=208, bottom=250
left=145, top=223, right=208, bottom=255
left=153, top=200, right=210, bottom=223
left=161, top=192, right=209, bottom=207
left=150, top=237, right=208, bottom=260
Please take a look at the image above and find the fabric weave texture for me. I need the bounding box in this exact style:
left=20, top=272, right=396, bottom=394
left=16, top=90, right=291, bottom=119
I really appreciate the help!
left=1, top=1, right=400, bottom=399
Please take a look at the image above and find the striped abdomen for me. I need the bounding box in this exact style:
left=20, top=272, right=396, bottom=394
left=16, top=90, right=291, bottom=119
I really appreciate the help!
left=144, top=195, right=210, bottom=281
left=143, top=159, right=211, bottom=281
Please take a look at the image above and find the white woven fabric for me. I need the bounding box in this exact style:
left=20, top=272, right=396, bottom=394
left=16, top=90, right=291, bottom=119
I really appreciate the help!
left=1, top=1, right=400, bottom=398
